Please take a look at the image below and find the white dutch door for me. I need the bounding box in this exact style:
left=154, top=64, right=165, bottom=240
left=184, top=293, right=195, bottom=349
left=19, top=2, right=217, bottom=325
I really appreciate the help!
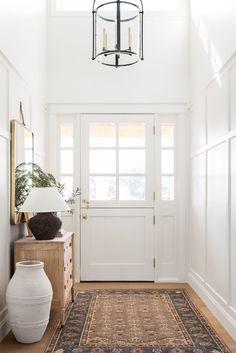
left=80, top=115, right=155, bottom=281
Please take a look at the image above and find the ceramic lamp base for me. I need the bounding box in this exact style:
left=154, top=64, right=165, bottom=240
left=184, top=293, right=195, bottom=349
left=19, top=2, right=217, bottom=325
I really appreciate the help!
left=28, top=213, right=62, bottom=240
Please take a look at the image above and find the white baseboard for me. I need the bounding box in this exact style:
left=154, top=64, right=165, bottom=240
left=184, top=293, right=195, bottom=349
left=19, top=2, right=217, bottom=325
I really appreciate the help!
left=0, top=307, right=10, bottom=342
left=188, top=271, right=236, bottom=340
left=155, top=277, right=180, bottom=283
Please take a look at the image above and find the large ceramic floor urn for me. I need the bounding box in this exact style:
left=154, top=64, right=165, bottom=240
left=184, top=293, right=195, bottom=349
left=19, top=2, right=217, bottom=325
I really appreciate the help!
left=6, top=261, right=53, bottom=344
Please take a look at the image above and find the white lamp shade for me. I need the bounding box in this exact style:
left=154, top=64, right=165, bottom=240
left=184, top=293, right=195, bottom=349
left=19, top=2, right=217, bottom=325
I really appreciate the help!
left=19, top=187, right=70, bottom=213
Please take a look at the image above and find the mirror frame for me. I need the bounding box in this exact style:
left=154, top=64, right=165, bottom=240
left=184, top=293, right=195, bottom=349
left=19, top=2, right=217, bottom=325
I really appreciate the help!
left=10, top=120, right=34, bottom=225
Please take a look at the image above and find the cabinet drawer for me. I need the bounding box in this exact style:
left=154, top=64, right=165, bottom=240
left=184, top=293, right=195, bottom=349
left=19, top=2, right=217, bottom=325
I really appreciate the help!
left=64, top=262, right=73, bottom=284
left=64, top=238, right=73, bottom=265
left=64, top=252, right=72, bottom=273
left=64, top=268, right=73, bottom=304
left=64, top=237, right=72, bottom=253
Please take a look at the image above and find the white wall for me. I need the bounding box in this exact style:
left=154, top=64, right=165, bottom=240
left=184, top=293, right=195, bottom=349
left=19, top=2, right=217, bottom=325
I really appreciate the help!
left=47, top=5, right=189, bottom=103
left=188, top=0, right=236, bottom=340
left=190, top=0, right=236, bottom=100
left=0, top=0, right=47, bottom=341
left=47, top=2, right=189, bottom=283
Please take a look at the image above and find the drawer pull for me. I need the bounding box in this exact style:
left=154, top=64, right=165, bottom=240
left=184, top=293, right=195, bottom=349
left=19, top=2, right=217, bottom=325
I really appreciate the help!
left=69, top=242, right=72, bottom=247
left=64, top=285, right=66, bottom=290
left=70, top=258, right=72, bottom=263
left=70, top=274, right=72, bottom=279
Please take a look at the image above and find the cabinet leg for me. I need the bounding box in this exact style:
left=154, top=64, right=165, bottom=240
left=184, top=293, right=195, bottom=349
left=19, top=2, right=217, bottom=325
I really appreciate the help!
left=60, top=308, right=65, bottom=327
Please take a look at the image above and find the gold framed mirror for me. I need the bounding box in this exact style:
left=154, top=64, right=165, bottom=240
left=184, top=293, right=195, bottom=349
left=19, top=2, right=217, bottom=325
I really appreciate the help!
left=10, top=120, right=34, bottom=224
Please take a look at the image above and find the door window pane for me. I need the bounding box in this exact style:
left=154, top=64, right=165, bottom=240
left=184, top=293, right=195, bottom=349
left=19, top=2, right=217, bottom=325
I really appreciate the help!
left=61, top=150, right=73, bottom=173
left=161, top=176, right=174, bottom=200
left=61, top=123, right=73, bottom=147
left=90, top=150, right=116, bottom=174
left=119, top=150, right=145, bottom=174
left=89, top=123, right=116, bottom=147
left=161, top=123, right=174, bottom=147
left=119, top=176, right=145, bottom=200
left=90, top=176, right=116, bottom=200
left=119, top=123, right=145, bottom=147
left=161, top=150, right=174, bottom=174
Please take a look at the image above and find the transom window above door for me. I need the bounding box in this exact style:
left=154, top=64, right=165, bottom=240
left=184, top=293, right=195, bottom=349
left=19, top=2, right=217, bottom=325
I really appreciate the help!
left=89, top=122, right=146, bottom=201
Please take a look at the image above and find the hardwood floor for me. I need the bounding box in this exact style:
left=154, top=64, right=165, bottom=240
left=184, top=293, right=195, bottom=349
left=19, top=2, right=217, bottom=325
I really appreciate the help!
left=0, top=283, right=235, bottom=353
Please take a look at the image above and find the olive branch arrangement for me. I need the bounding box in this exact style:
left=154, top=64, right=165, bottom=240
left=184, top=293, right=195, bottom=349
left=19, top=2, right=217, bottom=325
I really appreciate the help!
left=15, top=162, right=80, bottom=212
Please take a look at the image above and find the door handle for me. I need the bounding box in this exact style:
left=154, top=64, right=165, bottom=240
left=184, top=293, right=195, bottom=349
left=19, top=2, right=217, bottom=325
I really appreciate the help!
left=82, top=198, right=90, bottom=209
left=81, top=212, right=87, bottom=220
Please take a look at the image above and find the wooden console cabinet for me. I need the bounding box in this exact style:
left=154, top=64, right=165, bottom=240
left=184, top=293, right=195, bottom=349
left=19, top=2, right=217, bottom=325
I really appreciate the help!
left=14, top=232, right=74, bottom=326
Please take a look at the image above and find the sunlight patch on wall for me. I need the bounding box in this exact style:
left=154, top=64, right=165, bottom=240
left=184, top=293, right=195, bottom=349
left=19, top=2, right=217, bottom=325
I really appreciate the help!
left=191, top=0, right=223, bottom=87
left=199, top=19, right=208, bottom=53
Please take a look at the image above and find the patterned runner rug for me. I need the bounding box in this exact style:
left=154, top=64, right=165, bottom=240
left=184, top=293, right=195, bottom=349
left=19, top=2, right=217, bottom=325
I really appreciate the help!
left=46, top=289, right=231, bottom=353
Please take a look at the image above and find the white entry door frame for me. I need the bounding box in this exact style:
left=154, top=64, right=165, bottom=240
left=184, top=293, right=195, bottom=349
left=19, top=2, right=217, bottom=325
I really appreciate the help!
left=48, top=104, right=187, bottom=283
left=80, top=114, right=155, bottom=281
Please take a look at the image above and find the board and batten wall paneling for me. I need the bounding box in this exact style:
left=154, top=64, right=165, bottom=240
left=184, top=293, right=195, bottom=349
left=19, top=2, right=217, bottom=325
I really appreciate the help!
left=0, top=59, right=10, bottom=341
left=206, top=143, right=229, bottom=302
left=0, top=57, right=46, bottom=342
left=0, top=136, right=10, bottom=340
left=189, top=1, right=236, bottom=336
left=230, top=63, right=236, bottom=130
left=190, top=153, right=206, bottom=281
left=230, top=137, right=236, bottom=313
left=190, top=97, right=206, bottom=153
left=0, top=64, right=8, bottom=134
left=206, top=76, right=228, bottom=143
left=188, top=54, right=236, bottom=339
left=0, top=0, right=47, bottom=338
left=9, top=71, right=31, bottom=128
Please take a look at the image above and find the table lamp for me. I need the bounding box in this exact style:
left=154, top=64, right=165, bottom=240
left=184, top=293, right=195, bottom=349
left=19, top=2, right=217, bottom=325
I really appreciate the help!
left=20, top=187, right=70, bottom=240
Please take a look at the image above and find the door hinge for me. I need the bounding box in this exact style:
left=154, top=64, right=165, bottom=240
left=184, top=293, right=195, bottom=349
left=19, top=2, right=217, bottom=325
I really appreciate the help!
left=153, top=192, right=156, bottom=201
left=153, top=125, right=156, bottom=135
left=153, top=258, right=156, bottom=268
left=153, top=215, right=156, bottom=225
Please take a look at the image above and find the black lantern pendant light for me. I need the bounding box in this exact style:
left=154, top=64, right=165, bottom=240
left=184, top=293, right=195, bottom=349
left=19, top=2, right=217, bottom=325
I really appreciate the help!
left=92, top=0, right=144, bottom=67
